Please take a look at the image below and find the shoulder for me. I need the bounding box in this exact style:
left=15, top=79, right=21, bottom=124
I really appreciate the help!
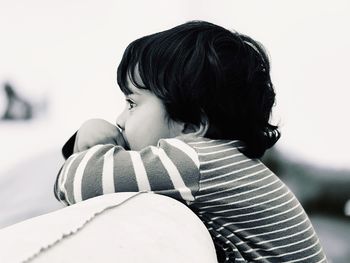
left=177, top=136, right=253, bottom=173
left=158, top=135, right=246, bottom=167
left=156, top=135, right=202, bottom=169
left=178, top=135, right=245, bottom=155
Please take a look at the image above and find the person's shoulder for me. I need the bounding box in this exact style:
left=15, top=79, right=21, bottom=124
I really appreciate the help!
left=176, top=135, right=245, bottom=149
left=176, top=134, right=210, bottom=144
left=158, top=135, right=247, bottom=157
left=156, top=134, right=205, bottom=146
left=155, top=135, right=203, bottom=168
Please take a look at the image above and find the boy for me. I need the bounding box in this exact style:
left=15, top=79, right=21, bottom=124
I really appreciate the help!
left=55, top=21, right=327, bottom=262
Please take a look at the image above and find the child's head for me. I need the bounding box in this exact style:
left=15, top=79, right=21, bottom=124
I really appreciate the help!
left=117, top=20, right=280, bottom=158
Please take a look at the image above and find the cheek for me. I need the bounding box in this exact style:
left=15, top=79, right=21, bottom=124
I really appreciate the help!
left=125, top=110, right=171, bottom=150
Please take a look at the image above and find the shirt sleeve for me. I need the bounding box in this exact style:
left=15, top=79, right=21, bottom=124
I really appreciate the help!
left=54, top=138, right=201, bottom=205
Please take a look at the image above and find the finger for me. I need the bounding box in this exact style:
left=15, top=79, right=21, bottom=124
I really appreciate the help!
left=114, top=129, right=128, bottom=149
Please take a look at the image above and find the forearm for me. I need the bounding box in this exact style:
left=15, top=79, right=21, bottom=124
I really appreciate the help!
left=54, top=138, right=201, bottom=206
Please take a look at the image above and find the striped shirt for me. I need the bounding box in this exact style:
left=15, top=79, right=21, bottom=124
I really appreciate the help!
left=54, top=135, right=327, bottom=263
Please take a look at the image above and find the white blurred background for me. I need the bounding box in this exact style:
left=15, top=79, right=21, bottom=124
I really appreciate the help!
left=0, top=0, right=349, bottom=261
left=1, top=0, right=349, bottom=171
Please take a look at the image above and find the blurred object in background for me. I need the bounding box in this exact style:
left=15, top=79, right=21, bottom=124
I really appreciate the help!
left=344, top=200, right=350, bottom=216
left=262, top=148, right=350, bottom=216
left=262, top=148, right=350, bottom=263
left=0, top=82, right=48, bottom=121
left=1, top=82, right=32, bottom=120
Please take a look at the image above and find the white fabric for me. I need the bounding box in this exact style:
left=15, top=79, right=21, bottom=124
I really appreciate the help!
left=0, top=192, right=217, bottom=263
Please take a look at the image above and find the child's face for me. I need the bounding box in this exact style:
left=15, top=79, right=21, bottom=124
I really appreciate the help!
left=116, top=73, right=184, bottom=151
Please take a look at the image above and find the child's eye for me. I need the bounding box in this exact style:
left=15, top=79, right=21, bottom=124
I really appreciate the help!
left=126, top=98, right=136, bottom=110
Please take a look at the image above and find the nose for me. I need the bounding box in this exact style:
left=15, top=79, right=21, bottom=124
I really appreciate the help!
left=116, top=109, right=127, bottom=131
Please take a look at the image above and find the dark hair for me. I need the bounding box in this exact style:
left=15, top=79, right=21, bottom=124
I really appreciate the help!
left=117, top=20, right=280, bottom=158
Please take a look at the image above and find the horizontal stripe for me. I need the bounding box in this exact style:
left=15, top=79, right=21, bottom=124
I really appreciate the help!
left=200, top=153, right=243, bottom=165
left=200, top=162, right=262, bottom=183
left=245, top=232, right=316, bottom=253
left=188, top=139, right=216, bottom=145
left=210, top=191, right=291, bottom=218
left=200, top=176, right=277, bottom=203
left=221, top=202, right=300, bottom=226
left=197, top=147, right=239, bottom=156
left=199, top=167, right=269, bottom=193
left=283, top=247, right=324, bottom=263
left=235, top=224, right=313, bottom=252
left=254, top=222, right=311, bottom=244
left=207, top=190, right=291, bottom=217
left=201, top=159, right=252, bottom=173
left=233, top=210, right=305, bottom=233
left=198, top=184, right=285, bottom=210
left=209, top=195, right=295, bottom=222
left=315, top=256, right=327, bottom=263
left=253, top=240, right=319, bottom=260
left=192, top=140, right=239, bottom=149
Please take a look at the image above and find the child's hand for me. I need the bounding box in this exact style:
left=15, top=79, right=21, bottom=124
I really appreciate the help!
left=74, top=118, right=127, bottom=152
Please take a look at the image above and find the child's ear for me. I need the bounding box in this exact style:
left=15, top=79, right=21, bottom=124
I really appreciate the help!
left=182, top=115, right=209, bottom=137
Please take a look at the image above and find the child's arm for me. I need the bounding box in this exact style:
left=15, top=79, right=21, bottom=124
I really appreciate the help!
left=55, top=118, right=125, bottom=202
left=61, top=119, right=127, bottom=159
left=54, top=128, right=200, bottom=206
